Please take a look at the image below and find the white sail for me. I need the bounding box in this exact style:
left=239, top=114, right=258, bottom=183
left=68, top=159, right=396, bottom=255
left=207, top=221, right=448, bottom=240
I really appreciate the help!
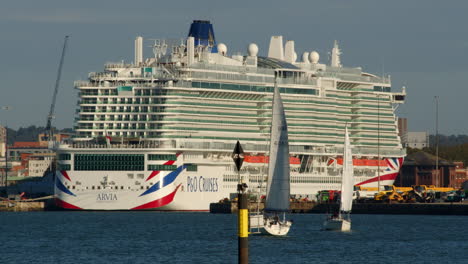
left=340, top=126, right=354, bottom=213
left=265, top=81, right=291, bottom=212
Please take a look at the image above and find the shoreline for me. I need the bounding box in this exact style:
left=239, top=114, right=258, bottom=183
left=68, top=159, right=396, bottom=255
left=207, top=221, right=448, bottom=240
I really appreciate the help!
left=210, top=201, right=468, bottom=215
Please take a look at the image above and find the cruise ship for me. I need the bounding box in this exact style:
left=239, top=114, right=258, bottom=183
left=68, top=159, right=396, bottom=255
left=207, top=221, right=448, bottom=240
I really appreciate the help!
left=54, top=20, right=406, bottom=210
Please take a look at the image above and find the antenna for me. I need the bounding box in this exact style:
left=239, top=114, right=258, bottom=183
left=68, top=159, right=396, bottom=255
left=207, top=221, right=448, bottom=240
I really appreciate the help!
left=330, top=40, right=342, bottom=67
left=381, top=57, right=384, bottom=83
left=150, top=39, right=168, bottom=59
left=151, top=39, right=161, bottom=58
left=161, top=40, right=168, bottom=56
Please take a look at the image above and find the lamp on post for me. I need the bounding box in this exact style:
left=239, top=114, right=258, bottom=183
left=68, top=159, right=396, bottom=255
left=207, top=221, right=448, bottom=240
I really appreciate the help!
left=377, top=94, right=381, bottom=192
left=434, top=96, right=439, bottom=187
left=1, top=106, right=11, bottom=197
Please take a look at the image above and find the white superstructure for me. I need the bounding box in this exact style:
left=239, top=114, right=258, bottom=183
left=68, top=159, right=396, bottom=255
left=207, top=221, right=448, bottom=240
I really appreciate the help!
left=54, top=20, right=406, bottom=210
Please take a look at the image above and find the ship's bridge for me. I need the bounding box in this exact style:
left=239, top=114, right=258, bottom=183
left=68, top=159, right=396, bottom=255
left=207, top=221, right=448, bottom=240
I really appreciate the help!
left=257, top=57, right=300, bottom=70
left=256, top=57, right=308, bottom=81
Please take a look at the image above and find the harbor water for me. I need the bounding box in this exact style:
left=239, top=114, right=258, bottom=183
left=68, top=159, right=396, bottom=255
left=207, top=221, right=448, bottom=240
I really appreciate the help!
left=1, top=212, right=467, bottom=263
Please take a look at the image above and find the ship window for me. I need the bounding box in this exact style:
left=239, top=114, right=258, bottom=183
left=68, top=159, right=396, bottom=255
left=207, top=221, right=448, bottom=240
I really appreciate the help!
left=121, top=186, right=124, bottom=190
left=92, top=186, right=95, bottom=190
left=185, top=164, right=198, bottom=172
left=141, top=186, right=144, bottom=190
left=239, top=85, right=250, bottom=91
left=286, top=88, right=317, bottom=95
left=97, top=186, right=101, bottom=190
left=209, top=82, right=220, bottom=89
left=58, top=154, right=71, bottom=160
left=191, top=81, right=201, bottom=88
left=58, top=164, right=71, bottom=171
left=148, top=154, right=177, bottom=160
left=148, top=165, right=177, bottom=171
left=74, top=154, right=144, bottom=171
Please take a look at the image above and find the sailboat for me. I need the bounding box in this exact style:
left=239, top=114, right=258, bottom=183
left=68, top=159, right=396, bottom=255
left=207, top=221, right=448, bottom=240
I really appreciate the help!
left=261, top=76, right=293, bottom=236
left=323, top=126, right=354, bottom=231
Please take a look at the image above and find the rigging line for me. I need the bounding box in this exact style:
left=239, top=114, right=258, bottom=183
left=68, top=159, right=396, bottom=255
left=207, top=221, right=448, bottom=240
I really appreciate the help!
left=255, top=76, right=271, bottom=214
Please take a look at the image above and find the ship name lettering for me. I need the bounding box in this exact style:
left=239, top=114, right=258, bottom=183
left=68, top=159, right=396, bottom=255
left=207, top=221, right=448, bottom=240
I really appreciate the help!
left=187, top=176, right=218, bottom=192
left=97, top=193, right=118, bottom=201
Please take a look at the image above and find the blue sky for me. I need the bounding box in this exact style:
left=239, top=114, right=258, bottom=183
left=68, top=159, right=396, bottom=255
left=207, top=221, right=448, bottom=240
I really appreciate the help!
left=1, top=0, right=467, bottom=135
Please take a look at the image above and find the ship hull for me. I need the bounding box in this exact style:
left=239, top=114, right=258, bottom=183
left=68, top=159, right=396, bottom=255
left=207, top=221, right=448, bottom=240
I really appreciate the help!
left=54, top=153, right=402, bottom=211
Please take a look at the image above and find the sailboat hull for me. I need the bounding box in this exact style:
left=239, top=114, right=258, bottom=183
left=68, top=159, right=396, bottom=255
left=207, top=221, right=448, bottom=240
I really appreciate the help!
left=263, top=216, right=292, bottom=236
left=323, top=218, right=351, bottom=232
left=322, top=126, right=353, bottom=232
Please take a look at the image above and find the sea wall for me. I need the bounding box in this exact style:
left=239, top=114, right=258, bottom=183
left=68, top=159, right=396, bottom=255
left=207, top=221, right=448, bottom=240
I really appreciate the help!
left=210, top=201, right=468, bottom=215
left=0, top=201, right=45, bottom=212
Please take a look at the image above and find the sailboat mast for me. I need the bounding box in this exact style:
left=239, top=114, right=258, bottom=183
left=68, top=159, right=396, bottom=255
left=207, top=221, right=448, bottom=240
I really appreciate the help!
left=255, top=75, right=274, bottom=213
left=264, top=72, right=278, bottom=201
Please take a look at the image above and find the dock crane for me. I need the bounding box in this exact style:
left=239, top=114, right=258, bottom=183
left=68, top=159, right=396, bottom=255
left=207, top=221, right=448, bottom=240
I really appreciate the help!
left=45, top=36, right=69, bottom=142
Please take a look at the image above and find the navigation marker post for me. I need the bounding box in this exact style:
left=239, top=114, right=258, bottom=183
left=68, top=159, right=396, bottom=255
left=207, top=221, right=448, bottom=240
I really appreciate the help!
left=232, top=140, right=248, bottom=264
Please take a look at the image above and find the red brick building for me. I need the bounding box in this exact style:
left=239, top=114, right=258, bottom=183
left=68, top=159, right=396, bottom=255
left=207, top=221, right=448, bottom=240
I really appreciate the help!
left=453, top=161, right=468, bottom=189
left=395, top=151, right=456, bottom=188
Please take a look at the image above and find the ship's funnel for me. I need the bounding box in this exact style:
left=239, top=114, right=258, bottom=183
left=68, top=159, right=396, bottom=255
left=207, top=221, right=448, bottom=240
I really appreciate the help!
left=188, top=20, right=218, bottom=53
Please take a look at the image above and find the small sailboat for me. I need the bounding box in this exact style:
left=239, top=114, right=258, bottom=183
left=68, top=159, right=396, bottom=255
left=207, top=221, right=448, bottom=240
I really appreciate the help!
left=323, top=126, right=354, bottom=232
left=262, top=76, right=292, bottom=236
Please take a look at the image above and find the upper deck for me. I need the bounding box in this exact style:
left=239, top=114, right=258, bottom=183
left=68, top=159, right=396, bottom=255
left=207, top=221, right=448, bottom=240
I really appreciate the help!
left=71, top=20, right=406, bottom=155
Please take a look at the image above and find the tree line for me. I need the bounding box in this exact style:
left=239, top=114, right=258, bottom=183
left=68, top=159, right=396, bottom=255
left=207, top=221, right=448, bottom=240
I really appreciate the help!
left=409, top=143, right=468, bottom=166
left=426, top=135, right=468, bottom=165
left=428, top=134, right=468, bottom=147
left=5, top=126, right=72, bottom=144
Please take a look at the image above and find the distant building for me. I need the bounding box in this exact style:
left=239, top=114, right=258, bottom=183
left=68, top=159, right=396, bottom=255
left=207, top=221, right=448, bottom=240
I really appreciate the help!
left=0, top=158, right=22, bottom=180
left=406, top=132, right=429, bottom=149
left=8, top=142, right=51, bottom=162
left=453, top=161, right=468, bottom=189
left=395, top=151, right=456, bottom=187
left=38, top=133, right=70, bottom=147
left=0, top=125, right=5, bottom=157
left=25, top=153, right=55, bottom=177
left=397, top=117, right=408, bottom=145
